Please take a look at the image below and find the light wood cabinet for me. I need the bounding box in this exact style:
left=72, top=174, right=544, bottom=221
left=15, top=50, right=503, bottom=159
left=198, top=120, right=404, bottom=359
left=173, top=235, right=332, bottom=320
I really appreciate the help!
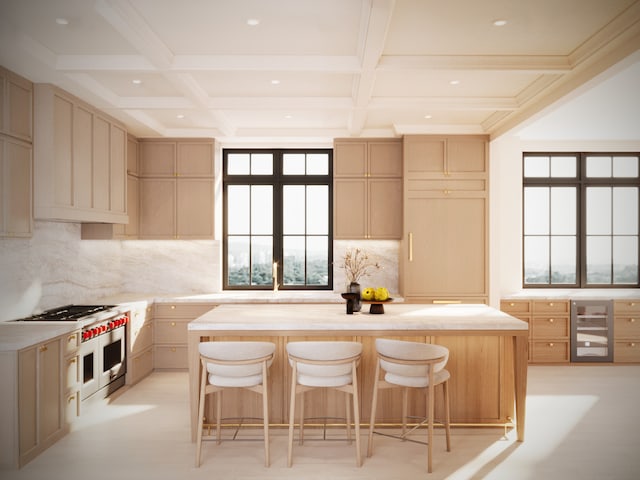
left=0, top=134, right=32, bottom=237
left=334, top=138, right=402, bottom=239
left=614, top=300, right=640, bottom=363
left=402, top=135, right=488, bottom=303
left=501, top=299, right=569, bottom=364
left=138, top=138, right=215, bottom=239
left=0, top=66, right=32, bottom=142
left=18, top=337, right=65, bottom=467
left=154, top=303, right=216, bottom=370
left=128, top=304, right=154, bottom=385
left=63, top=331, right=81, bottom=425
left=33, top=84, right=128, bottom=223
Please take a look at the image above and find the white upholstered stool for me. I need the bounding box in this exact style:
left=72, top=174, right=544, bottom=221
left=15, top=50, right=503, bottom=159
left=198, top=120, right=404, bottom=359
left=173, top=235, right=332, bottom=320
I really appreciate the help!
left=367, top=338, right=451, bottom=473
left=286, top=341, right=363, bottom=467
left=196, top=341, right=276, bottom=467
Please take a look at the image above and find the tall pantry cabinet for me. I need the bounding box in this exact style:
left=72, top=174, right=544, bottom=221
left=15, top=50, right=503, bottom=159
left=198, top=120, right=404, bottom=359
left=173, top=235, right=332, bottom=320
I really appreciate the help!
left=401, top=135, right=489, bottom=303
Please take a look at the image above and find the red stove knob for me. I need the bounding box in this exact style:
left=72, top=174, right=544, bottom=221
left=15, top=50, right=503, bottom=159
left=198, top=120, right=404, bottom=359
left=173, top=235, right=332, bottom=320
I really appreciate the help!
left=101, top=325, right=107, bottom=333
left=92, top=327, right=100, bottom=336
left=83, top=331, right=90, bottom=340
left=109, top=321, right=115, bottom=330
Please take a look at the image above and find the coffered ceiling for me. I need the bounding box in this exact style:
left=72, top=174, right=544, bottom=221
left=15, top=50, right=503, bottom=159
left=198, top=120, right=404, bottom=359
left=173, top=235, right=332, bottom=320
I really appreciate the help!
left=1, top=0, right=639, bottom=143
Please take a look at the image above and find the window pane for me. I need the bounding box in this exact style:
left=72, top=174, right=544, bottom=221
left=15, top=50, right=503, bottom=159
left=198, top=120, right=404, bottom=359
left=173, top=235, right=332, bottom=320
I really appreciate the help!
left=550, top=236, right=576, bottom=284
left=251, top=153, right=273, bottom=175
left=283, top=236, right=305, bottom=285
left=307, top=185, right=328, bottom=234
left=613, top=187, right=638, bottom=235
left=524, top=156, right=549, bottom=177
left=614, top=236, right=638, bottom=284
left=586, top=156, right=612, bottom=177
left=227, top=236, right=250, bottom=285
left=586, top=187, right=611, bottom=235
left=524, top=188, right=549, bottom=234
left=227, top=185, right=249, bottom=234
left=251, top=185, right=273, bottom=234
left=227, top=153, right=250, bottom=175
left=283, top=186, right=305, bottom=234
left=307, top=236, right=329, bottom=286
left=251, top=236, right=273, bottom=285
left=283, top=153, right=305, bottom=175
left=551, top=156, right=577, bottom=177
left=613, top=156, right=638, bottom=178
left=550, top=187, right=576, bottom=235
left=524, top=236, right=549, bottom=284
left=307, top=153, right=329, bottom=175
left=586, top=236, right=612, bottom=284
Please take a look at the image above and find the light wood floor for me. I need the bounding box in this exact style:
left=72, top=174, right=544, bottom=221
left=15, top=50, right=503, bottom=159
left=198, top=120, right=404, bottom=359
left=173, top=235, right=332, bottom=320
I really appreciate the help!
left=4, top=365, right=640, bottom=480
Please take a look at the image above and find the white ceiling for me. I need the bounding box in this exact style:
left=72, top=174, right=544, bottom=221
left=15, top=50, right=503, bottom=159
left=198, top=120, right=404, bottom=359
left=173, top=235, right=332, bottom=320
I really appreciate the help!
left=1, top=0, right=639, bottom=144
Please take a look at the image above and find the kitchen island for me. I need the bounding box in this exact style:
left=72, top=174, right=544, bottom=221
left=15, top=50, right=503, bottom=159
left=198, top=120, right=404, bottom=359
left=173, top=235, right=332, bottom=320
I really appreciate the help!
left=187, top=303, right=529, bottom=442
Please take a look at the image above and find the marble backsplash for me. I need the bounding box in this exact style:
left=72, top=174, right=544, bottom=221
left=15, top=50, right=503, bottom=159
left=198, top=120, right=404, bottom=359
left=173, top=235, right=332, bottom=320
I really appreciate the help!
left=0, top=221, right=399, bottom=319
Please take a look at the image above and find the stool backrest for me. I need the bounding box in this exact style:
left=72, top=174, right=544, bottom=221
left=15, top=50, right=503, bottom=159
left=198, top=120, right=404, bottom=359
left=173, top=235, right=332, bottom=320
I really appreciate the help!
left=287, top=341, right=362, bottom=377
left=376, top=338, right=448, bottom=378
left=199, top=341, right=275, bottom=377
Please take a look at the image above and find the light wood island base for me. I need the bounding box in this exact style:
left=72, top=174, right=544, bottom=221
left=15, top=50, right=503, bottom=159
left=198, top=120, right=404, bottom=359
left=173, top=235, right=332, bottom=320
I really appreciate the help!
left=187, top=304, right=529, bottom=443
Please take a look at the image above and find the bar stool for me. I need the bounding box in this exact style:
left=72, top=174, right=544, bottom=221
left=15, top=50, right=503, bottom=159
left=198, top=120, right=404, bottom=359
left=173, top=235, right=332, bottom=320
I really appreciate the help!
left=286, top=341, right=363, bottom=467
left=367, top=338, right=451, bottom=473
left=196, top=341, right=276, bottom=467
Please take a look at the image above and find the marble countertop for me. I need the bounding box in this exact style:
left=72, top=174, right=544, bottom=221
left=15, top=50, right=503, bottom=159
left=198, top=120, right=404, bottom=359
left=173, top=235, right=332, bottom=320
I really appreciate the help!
left=502, top=289, right=640, bottom=300
left=188, top=303, right=529, bottom=332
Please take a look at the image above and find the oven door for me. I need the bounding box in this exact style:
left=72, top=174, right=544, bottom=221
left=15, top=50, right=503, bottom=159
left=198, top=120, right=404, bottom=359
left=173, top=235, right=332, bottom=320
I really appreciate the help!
left=80, top=338, right=100, bottom=400
left=99, top=325, right=126, bottom=391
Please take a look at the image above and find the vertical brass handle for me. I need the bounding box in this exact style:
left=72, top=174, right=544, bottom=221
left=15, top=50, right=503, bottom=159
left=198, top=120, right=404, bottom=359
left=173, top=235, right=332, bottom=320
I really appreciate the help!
left=408, top=232, right=413, bottom=262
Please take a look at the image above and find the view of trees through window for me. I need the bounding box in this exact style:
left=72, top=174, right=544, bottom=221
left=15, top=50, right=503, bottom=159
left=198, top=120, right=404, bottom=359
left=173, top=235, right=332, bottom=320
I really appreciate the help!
left=523, top=153, right=639, bottom=288
left=223, top=149, right=332, bottom=290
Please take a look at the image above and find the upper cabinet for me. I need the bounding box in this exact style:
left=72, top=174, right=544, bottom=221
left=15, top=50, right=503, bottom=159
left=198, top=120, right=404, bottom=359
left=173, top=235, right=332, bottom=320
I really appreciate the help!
left=33, top=84, right=128, bottom=223
left=333, top=138, right=403, bottom=239
left=138, top=138, right=215, bottom=239
left=0, top=67, right=32, bottom=238
left=0, top=66, right=32, bottom=142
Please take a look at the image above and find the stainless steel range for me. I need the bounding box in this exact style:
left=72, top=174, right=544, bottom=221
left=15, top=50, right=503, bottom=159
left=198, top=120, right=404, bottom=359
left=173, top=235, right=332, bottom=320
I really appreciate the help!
left=15, top=305, right=129, bottom=402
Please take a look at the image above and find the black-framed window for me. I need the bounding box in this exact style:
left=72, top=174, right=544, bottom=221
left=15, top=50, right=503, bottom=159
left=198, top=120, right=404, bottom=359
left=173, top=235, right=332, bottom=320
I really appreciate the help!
left=223, top=148, right=333, bottom=290
left=523, top=153, right=639, bottom=288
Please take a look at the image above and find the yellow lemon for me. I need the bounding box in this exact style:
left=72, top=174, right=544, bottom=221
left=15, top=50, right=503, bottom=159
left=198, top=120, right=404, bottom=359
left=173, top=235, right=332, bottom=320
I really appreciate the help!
left=362, top=287, right=375, bottom=301
left=374, top=287, right=389, bottom=301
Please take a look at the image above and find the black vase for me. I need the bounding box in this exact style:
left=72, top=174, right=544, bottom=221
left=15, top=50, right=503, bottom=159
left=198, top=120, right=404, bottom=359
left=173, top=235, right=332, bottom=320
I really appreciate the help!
left=348, top=282, right=362, bottom=312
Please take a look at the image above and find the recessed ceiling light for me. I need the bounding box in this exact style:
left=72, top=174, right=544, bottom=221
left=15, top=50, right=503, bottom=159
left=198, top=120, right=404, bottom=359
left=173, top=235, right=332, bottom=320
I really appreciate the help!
left=424, top=115, right=432, bottom=119
left=493, top=19, right=508, bottom=27
left=247, top=18, right=260, bottom=26
left=284, top=114, right=293, bottom=119
left=271, top=79, right=280, bottom=85
left=176, top=114, right=185, bottom=119
left=55, top=17, right=69, bottom=26
left=132, top=79, right=142, bottom=85
left=449, top=80, right=460, bottom=85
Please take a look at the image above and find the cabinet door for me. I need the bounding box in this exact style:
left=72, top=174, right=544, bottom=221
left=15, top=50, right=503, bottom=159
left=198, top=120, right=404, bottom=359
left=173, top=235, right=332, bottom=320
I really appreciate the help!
left=368, top=178, right=402, bottom=239
left=124, top=175, right=139, bottom=237
left=127, top=135, right=139, bottom=175
left=139, top=141, right=176, bottom=176
left=404, top=196, right=487, bottom=298
left=176, top=178, right=214, bottom=238
left=334, top=141, right=367, bottom=177
left=139, top=178, right=176, bottom=238
left=110, top=124, right=127, bottom=214
left=368, top=140, right=402, bottom=177
left=92, top=116, right=110, bottom=211
left=53, top=94, right=74, bottom=208
left=446, top=136, right=487, bottom=175
left=0, top=67, right=32, bottom=142
left=177, top=141, right=214, bottom=176
left=73, top=105, right=93, bottom=210
left=1, top=136, right=32, bottom=236
left=404, top=136, right=446, bottom=176
left=334, top=178, right=367, bottom=238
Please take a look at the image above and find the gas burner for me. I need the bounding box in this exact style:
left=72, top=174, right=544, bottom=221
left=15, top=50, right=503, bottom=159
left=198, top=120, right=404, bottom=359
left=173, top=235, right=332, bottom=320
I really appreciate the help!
left=15, top=304, right=116, bottom=322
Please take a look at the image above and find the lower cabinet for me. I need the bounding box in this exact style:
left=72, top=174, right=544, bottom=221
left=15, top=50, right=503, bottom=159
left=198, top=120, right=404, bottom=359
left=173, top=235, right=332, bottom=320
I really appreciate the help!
left=63, top=330, right=81, bottom=426
left=614, top=300, right=640, bottom=363
left=154, top=303, right=217, bottom=370
left=128, top=303, right=154, bottom=385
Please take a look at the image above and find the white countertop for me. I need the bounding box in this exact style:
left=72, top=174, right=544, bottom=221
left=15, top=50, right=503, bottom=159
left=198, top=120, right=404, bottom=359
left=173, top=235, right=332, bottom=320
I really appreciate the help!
left=188, top=303, right=529, bottom=332
left=502, top=289, right=640, bottom=300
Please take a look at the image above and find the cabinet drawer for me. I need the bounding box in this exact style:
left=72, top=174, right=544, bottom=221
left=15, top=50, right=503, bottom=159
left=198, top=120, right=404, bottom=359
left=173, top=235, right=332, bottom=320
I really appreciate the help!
left=63, top=331, right=80, bottom=356
left=500, top=300, right=531, bottom=315
left=614, top=300, right=640, bottom=315
left=532, top=316, right=569, bottom=338
left=65, top=354, right=80, bottom=390
left=154, top=319, right=188, bottom=344
left=154, top=303, right=216, bottom=319
left=614, top=341, right=640, bottom=363
left=131, top=322, right=153, bottom=353
left=614, top=317, right=640, bottom=337
left=532, top=301, right=569, bottom=315
left=130, top=347, right=154, bottom=384
left=65, top=389, right=81, bottom=423
left=531, top=341, right=570, bottom=363
left=154, top=345, right=188, bottom=369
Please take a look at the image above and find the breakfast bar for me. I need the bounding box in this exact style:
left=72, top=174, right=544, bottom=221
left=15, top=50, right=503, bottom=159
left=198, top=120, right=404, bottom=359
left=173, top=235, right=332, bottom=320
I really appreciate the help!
left=187, top=303, right=529, bottom=442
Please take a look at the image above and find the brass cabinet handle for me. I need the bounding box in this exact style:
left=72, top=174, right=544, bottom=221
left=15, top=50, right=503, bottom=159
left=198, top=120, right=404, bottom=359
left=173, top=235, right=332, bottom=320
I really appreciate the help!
left=631, top=343, right=636, bottom=347
left=170, top=305, right=176, bottom=309
left=69, top=358, right=76, bottom=364
left=548, top=343, right=554, bottom=347
left=630, top=318, right=636, bottom=323
left=509, top=302, right=515, bottom=307
left=68, top=334, right=77, bottom=343
left=171, top=322, right=176, bottom=327
left=39, top=345, right=48, bottom=353
left=68, top=394, right=76, bottom=404
left=549, top=318, right=554, bottom=323
left=408, top=232, right=413, bottom=262
left=171, top=347, right=176, bottom=352
left=549, top=302, right=554, bottom=307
